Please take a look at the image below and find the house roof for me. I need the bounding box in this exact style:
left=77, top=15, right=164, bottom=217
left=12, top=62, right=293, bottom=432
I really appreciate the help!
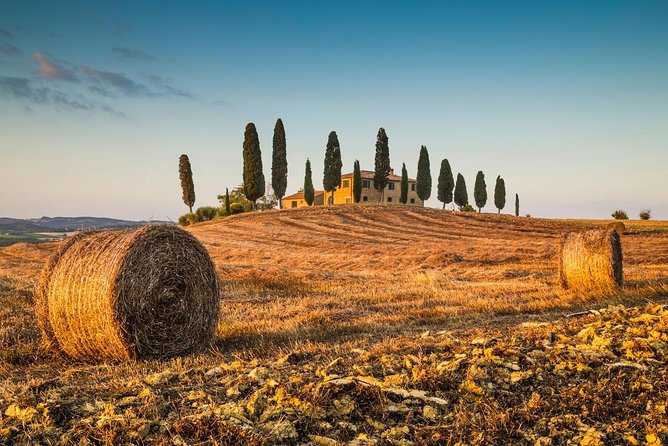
left=341, top=170, right=415, bottom=182
left=283, top=190, right=325, bottom=200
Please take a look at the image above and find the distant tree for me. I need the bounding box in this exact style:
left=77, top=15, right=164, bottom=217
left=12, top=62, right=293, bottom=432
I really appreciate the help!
left=242, top=123, right=265, bottom=209
left=460, top=204, right=476, bottom=213
left=494, top=175, right=506, bottom=214
left=256, top=183, right=278, bottom=210
left=195, top=206, right=218, bottom=222
left=639, top=209, right=651, bottom=220
left=454, top=173, right=468, bottom=209
left=400, top=163, right=408, bottom=204
left=473, top=171, right=487, bottom=212
left=611, top=210, right=629, bottom=220
left=437, top=159, right=454, bottom=210
left=179, top=154, right=196, bottom=213
left=225, top=188, right=231, bottom=216
left=515, top=193, right=520, bottom=217
left=373, top=127, right=391, bottom=201
left=323, top=131, right=342, bottom=205
left=271, top=118, right=288, bottom=209
left=218, top=184, right=252, bottom=212
left=416, top=145, right=432, bottom=201
left=304, top=158, right=315, bottom=206
left=353, top=160, right=362, bottom=203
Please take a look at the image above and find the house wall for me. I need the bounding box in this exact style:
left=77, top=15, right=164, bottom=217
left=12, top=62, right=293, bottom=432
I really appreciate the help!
left=330, top=177, right=424, bottom=206
left=286, top=194, right=325, bottom=208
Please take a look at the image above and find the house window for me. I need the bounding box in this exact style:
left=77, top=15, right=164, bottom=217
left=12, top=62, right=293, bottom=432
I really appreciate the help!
left=387, top=197, right=393, bottom=203
left=410, top=198, right=415, bottom=204
left=345, top=197, right=351, bottom=203
left=292, top=201, right=298, bottom=208
left=388, top=182, right=395, bottom=190
left=411, top=183, right=415, bottom=191
left=362, top=180, right=371, bottom=189
left=363, top=196, right=368, bottom=202
left=342, top=179, right=349, bottom=188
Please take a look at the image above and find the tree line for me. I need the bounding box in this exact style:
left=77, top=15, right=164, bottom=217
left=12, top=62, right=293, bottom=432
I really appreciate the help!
left=177, top=120, right=522, bottom=223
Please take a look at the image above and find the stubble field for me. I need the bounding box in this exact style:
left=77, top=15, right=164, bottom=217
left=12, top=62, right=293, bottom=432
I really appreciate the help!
left=1, top=205, right=668, bottom=445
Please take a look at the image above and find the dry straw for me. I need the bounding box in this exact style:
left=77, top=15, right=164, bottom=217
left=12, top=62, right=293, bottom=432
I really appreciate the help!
left=35, top=225, right=220, bottom=362
left=559, top=229, right=623, bottom=291
left=606, top=221, right=626, bottom=237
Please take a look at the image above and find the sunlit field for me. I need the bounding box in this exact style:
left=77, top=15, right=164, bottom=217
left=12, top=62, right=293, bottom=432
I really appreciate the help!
left=2, top=205, right=668, bottom=444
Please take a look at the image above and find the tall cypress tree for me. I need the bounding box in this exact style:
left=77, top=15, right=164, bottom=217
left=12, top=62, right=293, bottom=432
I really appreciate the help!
left=323, top=131, right=342, bottom=205
left=271, top=118, right=287, bottom=209
left=225, top=187, right=231, bottom=215
left=454, top=173, right=468, bottom=209
left=515, top=193, right=520, bottom=217
left=242, top=123, right=265, bottom=209
left=179, top=154, right=196, bottom=213
left=400, top=163, right=408, bottom=204
left=494, top=175, right=506, bottom=214
left=353, top=160, right=362, bottom=204
left=437, top=159, right=455, bottom=210
left=416, top=145, right=432, bottom=201
left=304, top=158, right=315, bottom=206
left=373, top=127, right=391, bottom=202
left=473, top=171, right=487, bottom=212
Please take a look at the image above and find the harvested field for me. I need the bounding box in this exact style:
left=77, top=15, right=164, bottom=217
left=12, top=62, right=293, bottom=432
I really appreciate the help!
left=1, top=205, right=668, bottom=444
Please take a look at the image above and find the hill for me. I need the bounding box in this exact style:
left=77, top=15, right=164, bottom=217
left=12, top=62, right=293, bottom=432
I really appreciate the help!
left=1, top=205, right=668, bottom=444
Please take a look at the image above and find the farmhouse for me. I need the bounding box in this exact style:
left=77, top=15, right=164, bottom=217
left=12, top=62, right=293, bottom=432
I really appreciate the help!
left=284, top=169, right=424, bottom=208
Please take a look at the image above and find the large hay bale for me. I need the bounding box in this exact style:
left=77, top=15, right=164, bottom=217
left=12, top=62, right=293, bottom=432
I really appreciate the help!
left=559, top=229, right=623, bottom=291
left=606, top=221, right=626, bottom=237
left=35, top=225, right=220, bottom=362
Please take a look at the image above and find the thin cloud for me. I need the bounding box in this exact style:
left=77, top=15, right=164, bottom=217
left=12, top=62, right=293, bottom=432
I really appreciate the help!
left=0, top=28, right=11, bottom=38
left=80, top=65, right=151, bottom=97
left=147, top=74, right=193, bottom=99
left=0, top=76, right=124, bottom=117
left=32, top=52, right=76, bottom=81
left=112, top=46, right=156, bottom=61
left=0, top=43, right=22, bottom=56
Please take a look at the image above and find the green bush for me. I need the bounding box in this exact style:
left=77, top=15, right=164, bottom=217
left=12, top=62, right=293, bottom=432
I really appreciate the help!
left=611, top=210, right=629, bottom=220
left=230, top=203, right=245, bottom=215
left=639, top=209, right=651, bottom=220
left=196, top=206, right=218, bottom=222
left=178, top=213, right=200, bottom=226
left=459, top=204, right=476, bottom=212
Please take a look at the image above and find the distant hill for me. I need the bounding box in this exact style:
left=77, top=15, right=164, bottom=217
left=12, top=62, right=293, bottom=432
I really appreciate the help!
left=0, top=216, right=172, bottom=233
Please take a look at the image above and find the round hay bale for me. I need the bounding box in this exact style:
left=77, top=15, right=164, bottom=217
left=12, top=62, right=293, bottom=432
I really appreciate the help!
left=35, top=225, right=220, bottom=362
left=559, top=229, right=623, bottom=291
left=606, top=221, right=626, bottom=237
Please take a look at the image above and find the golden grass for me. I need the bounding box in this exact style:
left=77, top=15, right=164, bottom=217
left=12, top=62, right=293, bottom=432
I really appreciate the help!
left=35, top=225, right=219, bottom=362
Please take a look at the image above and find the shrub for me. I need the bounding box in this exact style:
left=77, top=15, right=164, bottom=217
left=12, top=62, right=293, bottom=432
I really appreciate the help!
left=611, top=210, right=628, bottom=220
left=639, top=209, right=651, bottom=220
left=460, top=204, right=476, bottom=212
left=230, top=203, right=245, bottom=215
left=196, top=206, right=218, bottom=222
left=178, top=213, right=200, bottom=226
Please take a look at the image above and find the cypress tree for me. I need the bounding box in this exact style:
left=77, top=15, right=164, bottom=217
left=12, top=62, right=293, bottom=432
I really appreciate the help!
left=304, top=158, right=315, bottom=206
left=323, top=131, right=342, bottom=205
left=225, top=187, right=231, bottom=215
left=400, top=163, right=408, bottom=204
left=473, top=171, right=487, bottom=212
left=416, top=145, right=432, bottom=201
left=353, top=160, right=362, bottom=203
left=242, top=123, right=265, bottom=209
left=454, top=173, right=468, bottom=209
left=271, top=118, right=287, bottom=209
left=494, top=175, right=506, bottom=214
left=515, top=193, right=520, bottom=217
left=437, top=159, right=454, bottom=209
left=178, top=154, right=196, bottom=213
left=373, top=127, right=391, bottom=201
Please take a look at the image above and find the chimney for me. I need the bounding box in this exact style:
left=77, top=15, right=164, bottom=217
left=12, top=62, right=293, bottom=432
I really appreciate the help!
left=389, top=168, right=394, bottom=175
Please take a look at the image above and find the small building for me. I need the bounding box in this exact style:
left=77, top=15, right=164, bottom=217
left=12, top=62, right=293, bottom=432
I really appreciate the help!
left=283, top=169, right=424, bottom=208
left=283, top=190, right=325, bottom=208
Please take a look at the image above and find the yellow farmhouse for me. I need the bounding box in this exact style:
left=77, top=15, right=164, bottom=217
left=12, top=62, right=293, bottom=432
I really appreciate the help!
left=283, top=169, right=424, bottom=209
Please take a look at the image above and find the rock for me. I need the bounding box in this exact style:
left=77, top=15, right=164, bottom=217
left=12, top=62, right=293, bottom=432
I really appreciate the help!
left=205, top=366, right=224, bottom=377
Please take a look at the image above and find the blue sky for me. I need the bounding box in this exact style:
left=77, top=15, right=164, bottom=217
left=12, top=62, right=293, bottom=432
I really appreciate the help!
left=1, top=0, right=667, bottom=220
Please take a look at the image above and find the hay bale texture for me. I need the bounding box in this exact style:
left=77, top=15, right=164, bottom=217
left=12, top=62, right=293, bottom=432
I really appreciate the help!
left=606, top=221, right=626, bottom=237
left=35, top=225, right=220, bottom=362
left=559, top=229, right=623, bottom=291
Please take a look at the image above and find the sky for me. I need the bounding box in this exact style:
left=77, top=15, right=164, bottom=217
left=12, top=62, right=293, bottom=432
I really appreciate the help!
left=1, top=0, right=667, bottom=221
